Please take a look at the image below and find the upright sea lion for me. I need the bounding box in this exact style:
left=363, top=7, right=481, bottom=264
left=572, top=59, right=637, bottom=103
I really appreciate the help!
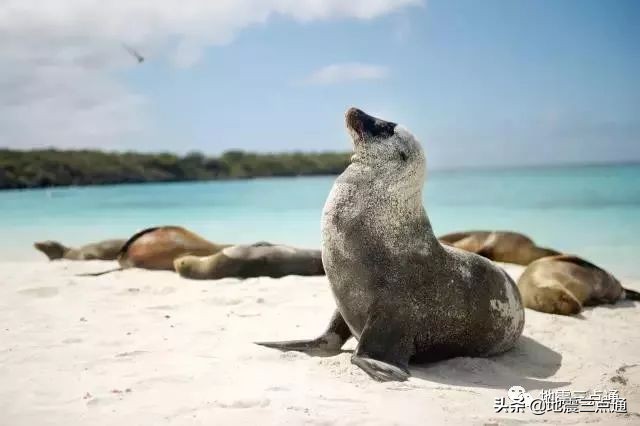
left=517, top=255, right=640, bottom=315
left=174, top=242, right=325, bottom=280
left=34, top=239, right=126, bottom=261
left=80, top=226, right=229, bottom=275
left=438, top=231, right=560, bottom=265
left=257, top=108, right=525, bottom=382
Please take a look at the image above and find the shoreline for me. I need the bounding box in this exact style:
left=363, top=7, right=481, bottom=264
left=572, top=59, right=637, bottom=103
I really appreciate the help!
left=2, top=161, right=639, bottom=193
left=0, top=173, right=343, bottom=193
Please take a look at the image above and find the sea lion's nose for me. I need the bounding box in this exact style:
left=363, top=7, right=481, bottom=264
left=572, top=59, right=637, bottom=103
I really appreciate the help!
left=345, top=108, right=373, bottom=133
left=345, top=107, right=365, bottom=126
left=345, top=107, right=396, bottom=139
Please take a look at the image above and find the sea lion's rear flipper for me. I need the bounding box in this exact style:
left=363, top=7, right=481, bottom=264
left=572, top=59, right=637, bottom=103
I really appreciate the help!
left=76, top=267, right=124, bottom=277
left=256, top=309, right=351, bottom=354
left=624, top=288, right=640, bottom=301
left=256, top=338, right=338, bottom=353
left=350, top=310, right=411, bottom=382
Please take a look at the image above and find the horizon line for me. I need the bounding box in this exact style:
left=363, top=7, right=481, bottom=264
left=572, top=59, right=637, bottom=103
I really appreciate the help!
left=2, top=146, right=639, bottom=173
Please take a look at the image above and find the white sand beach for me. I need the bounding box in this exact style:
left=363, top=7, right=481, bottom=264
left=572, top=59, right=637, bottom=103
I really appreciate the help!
left=1, top=260, right=639, bottom=425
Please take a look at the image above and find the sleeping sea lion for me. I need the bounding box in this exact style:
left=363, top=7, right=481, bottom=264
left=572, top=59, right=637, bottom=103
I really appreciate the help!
left=517, top=254, right=640, bottom=315
left=173, top=242, right=324, bottom=280
left=34, top=239, right=126, bottom=261
left=438, top=231, right=560, bottom=265
left=80, top=226, right=229, bottom=275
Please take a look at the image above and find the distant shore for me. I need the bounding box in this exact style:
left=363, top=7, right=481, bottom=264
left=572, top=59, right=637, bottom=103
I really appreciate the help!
left=1, top=148, right=639, bottom=191
left=0, top=149, right=351, bottom=190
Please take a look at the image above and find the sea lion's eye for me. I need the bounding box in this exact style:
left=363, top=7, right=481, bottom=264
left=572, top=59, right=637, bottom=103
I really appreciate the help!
left=399, top=151, right=408, bottom=162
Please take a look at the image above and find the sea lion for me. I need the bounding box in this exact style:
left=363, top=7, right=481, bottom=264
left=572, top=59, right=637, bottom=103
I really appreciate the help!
left=517, top=255, right=640, bottom=315
left=34, top=239, right=126, bottom=261
left=80, top=226, right=229, bottom=275
left=257, top=108, right=525, bottom=382
left=438, top=231, right=560, bottom=265
left=174, top=242, right=324, bottom=280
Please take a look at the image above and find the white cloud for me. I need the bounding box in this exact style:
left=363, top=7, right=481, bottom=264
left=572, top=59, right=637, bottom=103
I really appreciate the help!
left=303, top=62, right=390, bottom=85
left=0, top=0, right=421, bottom=150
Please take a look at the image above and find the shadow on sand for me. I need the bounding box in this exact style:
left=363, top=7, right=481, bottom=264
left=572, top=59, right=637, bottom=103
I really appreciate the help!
left=410, top=335, right=569, bottom=390
left=259, top=335, right=569, bottom=389
left=588, top=299, right=638, bottom=311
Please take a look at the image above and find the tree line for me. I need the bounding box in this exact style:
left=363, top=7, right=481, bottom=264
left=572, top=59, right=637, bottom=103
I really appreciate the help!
left=0, top=149, right=352, bottom=190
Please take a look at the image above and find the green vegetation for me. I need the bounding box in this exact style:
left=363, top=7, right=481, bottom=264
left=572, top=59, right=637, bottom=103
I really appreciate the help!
left=0, top=149, right=351, bottom=190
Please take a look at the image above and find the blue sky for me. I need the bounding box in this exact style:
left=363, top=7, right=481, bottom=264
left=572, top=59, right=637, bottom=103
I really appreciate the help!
left=3, top=0, right=639, bottom=169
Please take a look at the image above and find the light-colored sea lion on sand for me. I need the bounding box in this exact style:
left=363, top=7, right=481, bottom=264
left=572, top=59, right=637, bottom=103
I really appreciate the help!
left=174, top=242, right=324, bottom=279
left=438, top=231, right=560, bottom=265
left=257, top=108, right=525, bottom=382
left=80, top=226, right=229, bottom=275
left=517, top=255, right=640, bottom=315
left=34, top=239, right=126, bottom=261
left=118, top=226, right=229, bottom=270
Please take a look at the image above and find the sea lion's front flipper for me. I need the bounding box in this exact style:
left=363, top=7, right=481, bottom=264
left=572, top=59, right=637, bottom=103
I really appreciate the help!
left=76, top=267, right=124, bottom=277
left=255, top=309, right=351, bottom=353
left=351, top=311, right=412, bottom=382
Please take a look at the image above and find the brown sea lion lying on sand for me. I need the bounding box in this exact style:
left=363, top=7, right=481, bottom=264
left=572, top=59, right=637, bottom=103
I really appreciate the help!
left=117, top=226, right=229, bottom=270
left=438, top=230, right=560, bottom=265
left=34, top=239, right=126, bottom=261
left=81, top=226, right=229, bottom=275
left=517, top=255, right=640, bottom=315
left=174, top=242, right=325, bottom=280
left=79, top=227, right=325, bottom=280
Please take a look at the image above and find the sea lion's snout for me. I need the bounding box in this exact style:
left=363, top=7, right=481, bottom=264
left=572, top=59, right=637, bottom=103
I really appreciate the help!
left=345, top=107, right=396, bottom=142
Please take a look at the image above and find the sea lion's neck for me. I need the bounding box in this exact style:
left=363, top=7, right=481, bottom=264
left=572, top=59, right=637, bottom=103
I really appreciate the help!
left=63, top=247, right=82, bottom=260
left=382, top=188, right=439, bottom=247
left=335, top=166, right=439, bottom=248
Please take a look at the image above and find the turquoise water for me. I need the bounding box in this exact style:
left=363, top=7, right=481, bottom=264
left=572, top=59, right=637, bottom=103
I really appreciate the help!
left=1, top=164, right=639, bottom=279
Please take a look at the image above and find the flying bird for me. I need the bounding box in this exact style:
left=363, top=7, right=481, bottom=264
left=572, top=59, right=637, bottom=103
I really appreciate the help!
left=122, top=43, right=144, bottom=63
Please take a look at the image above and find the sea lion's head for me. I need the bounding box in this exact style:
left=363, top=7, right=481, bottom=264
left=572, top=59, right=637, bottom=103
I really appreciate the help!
left=345, top=107, right=425, bottom=190
left=34, top=241, right=67, bottom=260
left=534, top=287, right=583, bottom=316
